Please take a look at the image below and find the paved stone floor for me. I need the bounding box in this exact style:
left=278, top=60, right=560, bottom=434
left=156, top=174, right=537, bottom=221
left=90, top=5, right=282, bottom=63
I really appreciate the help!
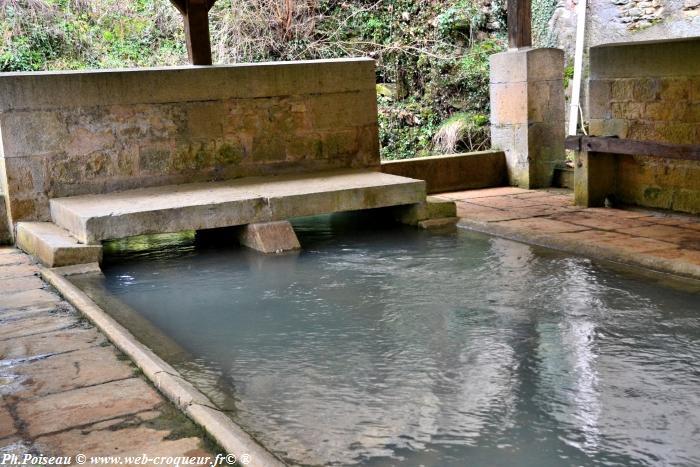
left=435, top=187, right=700, bottom=280
left=0, top=247, right=216, bottom=465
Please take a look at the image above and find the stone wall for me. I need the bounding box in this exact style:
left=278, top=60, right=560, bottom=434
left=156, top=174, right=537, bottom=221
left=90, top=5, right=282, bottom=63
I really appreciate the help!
left=381, top=151, right=506, bottom=194
left=587, top=38, right=700, bottom=213
left=0, top=59, right=379, bottom=225
left=490, top=48, right=565, bottom=188
left=550, top=0, right=699, bottom=59
left=609, top=0, right=698, bottom=32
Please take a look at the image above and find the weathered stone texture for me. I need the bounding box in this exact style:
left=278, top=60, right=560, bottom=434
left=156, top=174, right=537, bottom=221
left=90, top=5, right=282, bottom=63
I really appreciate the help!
left=380, top=151, right=507, bottom=193
left=490, top=48, right=566, bottom=189
left=16, top=222, right=102, bottom=267
left=0, top=59, right=380, bottom=226
left=50, top=170, right=425, bottom=244
left=391, top=196, right=458, bottom=226
left=583, top=38, right=700, bottom=214
left=445, top=187, right=700, bottom=280
left=237, top=221, right=301, bottom=254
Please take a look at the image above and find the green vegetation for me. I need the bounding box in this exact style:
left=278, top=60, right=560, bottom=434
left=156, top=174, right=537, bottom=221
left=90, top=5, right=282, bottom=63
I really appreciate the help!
left=432, top=111, right=489, bottom=155
left=0, top=0, right=508, bottom=159
left=0, top=0, right=185, bottom=70
left=563, top=62, right=574, bottom=89
left=531, top=0, right=557, bottom=48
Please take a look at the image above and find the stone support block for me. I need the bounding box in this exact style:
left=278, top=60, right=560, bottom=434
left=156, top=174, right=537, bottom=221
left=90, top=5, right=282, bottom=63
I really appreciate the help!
left=574, top=151, right=618, bottom=208
left=417, top=217, right=459, bottom=229
left=392, top=196, right=457, bottom=228
left=237, top=221, right=301, bottom=254
left=16, top=221, right=102, bottom=267
left=489, top=48, right=566, bottom=189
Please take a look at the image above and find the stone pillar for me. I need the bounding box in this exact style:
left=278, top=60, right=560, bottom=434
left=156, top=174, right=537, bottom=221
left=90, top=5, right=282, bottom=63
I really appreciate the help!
left=489, top=48, right=565, bottom=188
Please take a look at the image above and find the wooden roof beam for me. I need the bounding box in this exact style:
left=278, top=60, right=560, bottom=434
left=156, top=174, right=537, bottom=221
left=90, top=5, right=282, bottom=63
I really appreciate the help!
left=507, top=0, right=532, bottom=49
left=170, top=0, right=186, bottom=14
left=169, top=0, right=219, bottom=65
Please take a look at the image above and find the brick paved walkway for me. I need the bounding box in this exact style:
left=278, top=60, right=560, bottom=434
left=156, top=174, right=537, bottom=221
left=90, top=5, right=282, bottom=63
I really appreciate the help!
left=435, top=187, right=700, bottom=279
left=0, top=247, right=216, bottom=465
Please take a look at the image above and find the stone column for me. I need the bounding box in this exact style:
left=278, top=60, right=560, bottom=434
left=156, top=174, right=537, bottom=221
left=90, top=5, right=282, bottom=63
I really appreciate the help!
left=489, top=48, right=565, bottom=188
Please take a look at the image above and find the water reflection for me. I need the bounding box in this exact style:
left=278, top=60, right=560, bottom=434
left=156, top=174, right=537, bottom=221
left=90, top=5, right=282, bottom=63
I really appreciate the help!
left=71, top=213, right=700, bottom=467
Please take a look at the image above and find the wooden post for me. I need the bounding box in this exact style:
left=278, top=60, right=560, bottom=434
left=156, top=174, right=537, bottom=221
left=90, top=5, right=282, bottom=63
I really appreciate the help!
left=169, top=0, right=218, bottom=65
left=507, top=0, right=532, bottom=49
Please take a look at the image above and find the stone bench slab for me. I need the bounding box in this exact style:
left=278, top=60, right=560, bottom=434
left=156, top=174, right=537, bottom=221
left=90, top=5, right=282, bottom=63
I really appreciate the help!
left=16, top=222, right=103, bottom=267
left=50, top=170, right=426, bottom=244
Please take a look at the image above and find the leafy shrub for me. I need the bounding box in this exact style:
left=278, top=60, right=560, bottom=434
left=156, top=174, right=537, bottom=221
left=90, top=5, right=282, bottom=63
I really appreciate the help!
left=432, top=111, right=489, bottom=154
left=436, top=1, right=485, bottom=41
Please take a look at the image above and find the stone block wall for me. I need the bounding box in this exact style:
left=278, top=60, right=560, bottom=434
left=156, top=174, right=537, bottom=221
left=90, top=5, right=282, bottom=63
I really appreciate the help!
left=381, top=151, right=506, bottom=194
left=612, top=0, right=699, bottom=30
left=614, top=0, right=668, bottom=29
left=587, top=38, right=700, bottom=213
left=490, top=48, right=565, bottom=188
left=0, top=59, right=379, bottom=225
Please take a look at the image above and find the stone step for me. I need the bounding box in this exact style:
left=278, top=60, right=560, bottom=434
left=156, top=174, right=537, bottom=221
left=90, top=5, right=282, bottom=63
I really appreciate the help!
left=50, top=170, right=426, bottom=244
left=16, top=222, right=103, bottom=267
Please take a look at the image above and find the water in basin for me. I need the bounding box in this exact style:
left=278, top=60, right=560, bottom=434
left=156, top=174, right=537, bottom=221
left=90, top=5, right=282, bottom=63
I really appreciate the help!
left=70, top=212, right=700, bottom=467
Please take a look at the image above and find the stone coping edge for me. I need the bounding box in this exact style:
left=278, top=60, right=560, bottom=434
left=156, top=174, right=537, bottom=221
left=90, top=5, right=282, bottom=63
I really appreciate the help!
left=457, top=218, right=700, bottom=281
left=0, top=58, right=376, bottom=111
left=380, top=150, right=505, bottom=165
left=40, top=267, right=287, bottom=467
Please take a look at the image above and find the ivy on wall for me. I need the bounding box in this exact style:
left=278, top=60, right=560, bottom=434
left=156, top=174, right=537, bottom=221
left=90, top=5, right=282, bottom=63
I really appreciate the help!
left=531, top=0, right=557, bottom=47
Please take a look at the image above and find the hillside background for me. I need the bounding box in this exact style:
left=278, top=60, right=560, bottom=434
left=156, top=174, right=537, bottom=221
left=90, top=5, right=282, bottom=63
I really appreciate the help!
left=1, top=1, right=697, bottom=159
left=1, top=0, right=563, bottom=160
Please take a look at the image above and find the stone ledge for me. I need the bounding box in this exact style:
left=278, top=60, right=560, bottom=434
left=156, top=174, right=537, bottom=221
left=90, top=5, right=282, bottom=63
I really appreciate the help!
left=16, top=222, right=102, bottom=268
left=590, top=38, right=700, bottom=79
left=50, top=170, right=426, bottom=244
left=392, top=196, right=457, bottom=226
left=0, top=58, right=376, bottom=112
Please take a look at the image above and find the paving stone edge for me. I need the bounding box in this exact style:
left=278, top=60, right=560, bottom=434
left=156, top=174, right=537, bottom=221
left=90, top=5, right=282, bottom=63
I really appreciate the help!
left=39, top=267, right=287, bottom=467
left=457, top=219, right=700, bottom=281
